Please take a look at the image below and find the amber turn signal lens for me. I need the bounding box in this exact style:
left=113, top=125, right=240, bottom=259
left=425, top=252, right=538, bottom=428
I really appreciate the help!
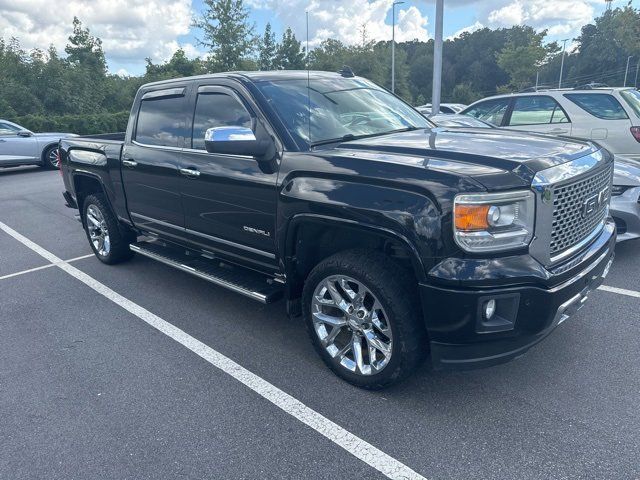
left=455, top=204, right=490, bottom=231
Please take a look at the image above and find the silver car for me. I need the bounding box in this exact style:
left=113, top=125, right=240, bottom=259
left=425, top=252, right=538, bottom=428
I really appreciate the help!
left=428, top=113, right=640, bottom=242
left=0, top=119, right=76, bottom=169
left=611, top=158, right=640, bottom=242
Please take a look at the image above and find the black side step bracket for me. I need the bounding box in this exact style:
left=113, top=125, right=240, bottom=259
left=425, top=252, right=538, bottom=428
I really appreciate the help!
left=130, top=241, right=283, bottom=304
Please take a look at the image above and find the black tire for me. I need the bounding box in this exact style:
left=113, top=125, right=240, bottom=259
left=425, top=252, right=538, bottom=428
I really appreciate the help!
left=302, top=249, right=427, bottom=389
left=83, top=193, right=135, bottom=264
left=42, top=145, right=59, bottom=170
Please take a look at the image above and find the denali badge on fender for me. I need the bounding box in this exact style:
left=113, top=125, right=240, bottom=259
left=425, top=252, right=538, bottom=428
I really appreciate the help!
left=243, top=226, right=271, bottom=237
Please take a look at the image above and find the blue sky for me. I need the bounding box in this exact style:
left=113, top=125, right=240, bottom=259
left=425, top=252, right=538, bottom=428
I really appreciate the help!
left=0, top=0, right=625, bottom=75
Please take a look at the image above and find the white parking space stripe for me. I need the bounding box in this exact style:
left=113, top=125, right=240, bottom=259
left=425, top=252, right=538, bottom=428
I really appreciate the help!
left=598, top=285, right=640, bottom=299
left=0, top=220, right=426, bottom=480
left=0, top=254, right=94, bottom=281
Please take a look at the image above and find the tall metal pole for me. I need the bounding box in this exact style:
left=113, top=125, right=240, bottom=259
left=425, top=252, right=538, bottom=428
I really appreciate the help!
left=624, top=55, right=633, bottom=87
left=634, top=61, right=639, bottom=88
left=558, top=39, right=568, bottom=89
left=431, top=0, right=444, bottom=115
left=391, top=1, right=404, bottom=93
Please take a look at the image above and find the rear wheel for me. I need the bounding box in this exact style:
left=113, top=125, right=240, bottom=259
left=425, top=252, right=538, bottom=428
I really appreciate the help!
left=83, top=193, right=135, bottom=264
left=302, top=250, right=426, bottom=389
left=42, top=145, right=59, bottom=169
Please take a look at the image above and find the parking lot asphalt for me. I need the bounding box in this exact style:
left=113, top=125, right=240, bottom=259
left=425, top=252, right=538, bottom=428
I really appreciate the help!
left=1, top=166, right=639, bottom=480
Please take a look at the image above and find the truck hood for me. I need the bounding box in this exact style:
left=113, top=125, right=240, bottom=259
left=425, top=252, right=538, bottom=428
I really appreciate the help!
left=339, top=127, right=597, bottom=175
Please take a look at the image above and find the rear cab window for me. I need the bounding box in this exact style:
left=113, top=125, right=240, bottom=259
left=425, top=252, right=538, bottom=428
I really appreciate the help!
left=135, top=88, right=188, bottom=147
left=508, top=96, right=569, bottom=126
left=464, top=98, right=511, bottom=126
left=563, top=93, right=629, bottom=120
left=620, top=89, right=640, bottom=119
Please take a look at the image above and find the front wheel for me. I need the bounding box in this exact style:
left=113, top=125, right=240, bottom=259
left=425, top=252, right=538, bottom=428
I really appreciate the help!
left=302, top=250, right=427, bottom=389
left=83, top=193, right=134, bottom=264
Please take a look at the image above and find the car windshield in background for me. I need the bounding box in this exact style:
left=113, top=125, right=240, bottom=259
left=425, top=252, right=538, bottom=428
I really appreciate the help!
left=256, top=78, right=429, bottom=147
left=620, top=89, right=640, bottom=118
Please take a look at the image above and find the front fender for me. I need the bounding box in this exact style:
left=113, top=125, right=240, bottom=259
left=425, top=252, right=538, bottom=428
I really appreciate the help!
left=278, top=176, right=448, bottom=278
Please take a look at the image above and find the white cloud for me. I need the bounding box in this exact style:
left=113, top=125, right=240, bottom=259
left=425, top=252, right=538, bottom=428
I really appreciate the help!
left=253, top=0, right=429, bottom=47
left=485, top=0, right=595, bottom=38
left=0, top=0, right=193, bottom=69
left=446, top=21, right=484, bottom=40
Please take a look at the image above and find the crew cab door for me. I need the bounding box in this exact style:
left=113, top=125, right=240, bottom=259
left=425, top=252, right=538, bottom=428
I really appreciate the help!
left=179, top=83, right=279, bottom=266
left=122, top=87, right=189, bottom=237
left=0, top=121, right=39, bottom=165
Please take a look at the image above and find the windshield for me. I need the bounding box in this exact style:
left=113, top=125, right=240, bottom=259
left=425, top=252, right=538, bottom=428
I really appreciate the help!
left=620, top=89, right=640, bottom=119
left=255, top=77, right=429, bottom=147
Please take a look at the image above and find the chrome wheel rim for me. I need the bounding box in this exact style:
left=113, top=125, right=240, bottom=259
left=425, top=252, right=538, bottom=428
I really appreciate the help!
left=48, top=148, right=59, bottom=168
left=86, top=205, right=110, bottom=257
left=311, top=275, right=393, bottom=376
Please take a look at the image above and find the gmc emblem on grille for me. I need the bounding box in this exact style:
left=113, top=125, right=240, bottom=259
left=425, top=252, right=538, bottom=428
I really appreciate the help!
left=581, top=186, right=609, bottom=219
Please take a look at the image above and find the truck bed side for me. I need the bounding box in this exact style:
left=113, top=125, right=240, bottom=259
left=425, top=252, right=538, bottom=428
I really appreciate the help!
left=59, top=136, right=130, bottom=226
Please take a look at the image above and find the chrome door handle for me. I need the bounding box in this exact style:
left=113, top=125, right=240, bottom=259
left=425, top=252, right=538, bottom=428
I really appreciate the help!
left=122, top=159, right=138, bottom=168
left=179, top=168, right=201, bottom=178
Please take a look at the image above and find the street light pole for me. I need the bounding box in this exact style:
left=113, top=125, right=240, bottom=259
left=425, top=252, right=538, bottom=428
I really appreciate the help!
left=624, top=55, right=633, bottom=87
left=431, top=0, right=444, bottom=115
left=391, top=1, right=404, bottom=93
left=558, top=39, right=569, bottom=89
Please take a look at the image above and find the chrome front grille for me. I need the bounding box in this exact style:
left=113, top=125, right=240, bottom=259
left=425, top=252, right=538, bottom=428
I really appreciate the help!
left=550, top=163, right=612, bottom=256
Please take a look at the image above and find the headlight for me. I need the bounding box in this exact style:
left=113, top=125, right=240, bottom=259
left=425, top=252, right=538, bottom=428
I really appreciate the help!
left=453, top=190, right=535, bottom=253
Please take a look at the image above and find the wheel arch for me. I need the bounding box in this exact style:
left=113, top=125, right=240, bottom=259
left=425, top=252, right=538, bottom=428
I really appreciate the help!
left=40, top=142, right=59, bottom=165
left=283, top=214, right=427, bottom=301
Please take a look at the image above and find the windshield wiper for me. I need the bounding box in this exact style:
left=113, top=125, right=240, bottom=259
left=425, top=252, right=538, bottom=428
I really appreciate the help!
left=309, top=127, right=421, bottom=148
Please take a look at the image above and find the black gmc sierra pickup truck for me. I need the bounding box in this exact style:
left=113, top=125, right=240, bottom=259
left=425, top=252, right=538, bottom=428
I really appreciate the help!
left=60, top=71, right=616, bottom=388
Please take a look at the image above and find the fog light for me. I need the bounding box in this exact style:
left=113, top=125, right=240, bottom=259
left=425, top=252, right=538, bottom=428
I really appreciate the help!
left=484, top=299, right=496, bottom=320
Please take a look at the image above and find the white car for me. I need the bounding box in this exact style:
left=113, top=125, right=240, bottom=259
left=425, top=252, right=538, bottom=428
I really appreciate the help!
left=461, top=87, right=640, bottom=163
left=0, top=119, right=76, bottom=169
left=416, top=103, right=467, bottom=115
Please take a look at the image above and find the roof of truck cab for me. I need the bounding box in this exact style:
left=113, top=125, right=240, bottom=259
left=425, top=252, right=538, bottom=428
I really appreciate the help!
left=141, top=70, right=351, bottom=89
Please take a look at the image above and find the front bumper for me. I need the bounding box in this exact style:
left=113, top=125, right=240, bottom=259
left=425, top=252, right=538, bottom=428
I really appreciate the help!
left=420, top=219, right=616, bottom=370
left=610, top=186, right=640, bottom=241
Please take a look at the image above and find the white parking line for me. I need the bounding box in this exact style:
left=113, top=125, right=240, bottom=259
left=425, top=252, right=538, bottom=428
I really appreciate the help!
left=0, top=220, right=426, bottom=480
left=598, top=285, right=640, bottom=299
left=0, top=254, right=94, bottom=281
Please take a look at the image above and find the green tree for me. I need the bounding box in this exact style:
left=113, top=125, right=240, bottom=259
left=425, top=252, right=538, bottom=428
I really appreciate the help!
left=258, top=23, right=278, bottom=70
left=496, top=26, right=555, bottom=90
left=276, top=28, right=305, bottom=70
left=192, top=0, right=256, bottom=71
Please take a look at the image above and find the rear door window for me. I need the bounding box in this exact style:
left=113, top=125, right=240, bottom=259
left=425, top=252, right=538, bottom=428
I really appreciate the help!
left=508, top=96, right=569, bottom=125
left=563, top=93, right=629, bottom=120
left=191, top=92, right=252, bottom=150
left=464, top=99, right=511, bottom=126
left=135, top=93, right=187, bottom=147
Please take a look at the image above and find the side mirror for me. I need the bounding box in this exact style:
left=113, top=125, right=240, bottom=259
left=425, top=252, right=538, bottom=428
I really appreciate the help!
left=17, top=130, right=33, bottom=137
left=204, top=126, right=273, bottom=160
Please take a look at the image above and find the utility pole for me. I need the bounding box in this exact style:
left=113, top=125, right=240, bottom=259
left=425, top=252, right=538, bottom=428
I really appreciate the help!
left=431, top=0, right=444, bottom=115
left=391, top=1, right=404, bottom=93
left=558, top=39, right=569, bottom=89
left=624, top=55, right=633, bottom=87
